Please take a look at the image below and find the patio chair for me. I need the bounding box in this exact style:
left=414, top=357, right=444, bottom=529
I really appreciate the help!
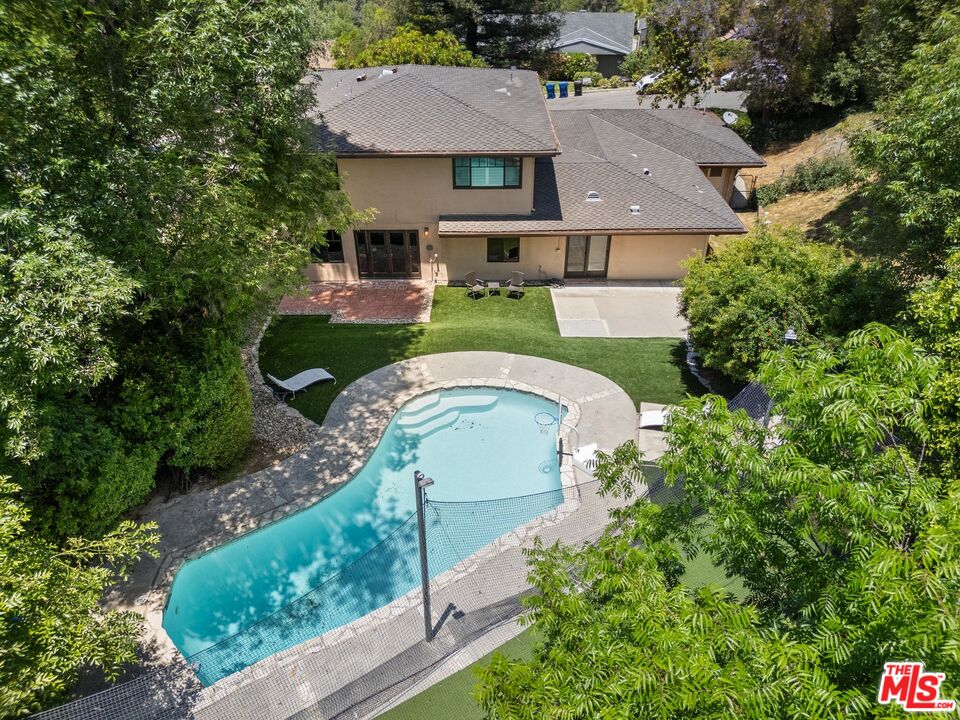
left=266, top=368, right=335, bottom=400
left=505, top=271, right=525, bottom=299
left=464, top=272, right=486, bottom=299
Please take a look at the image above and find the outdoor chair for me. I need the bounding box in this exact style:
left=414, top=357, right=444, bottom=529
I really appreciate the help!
left=266, top=368, right=335, bottom=400
left=506, top=271, right=525, bottom=299
left=464, top=272, right=486, bottom=299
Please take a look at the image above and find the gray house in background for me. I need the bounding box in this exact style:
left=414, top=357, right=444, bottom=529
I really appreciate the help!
left=554, top=11, right=636, bottom=77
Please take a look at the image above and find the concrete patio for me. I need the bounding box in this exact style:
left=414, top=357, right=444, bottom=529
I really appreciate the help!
left=550, top=282, right=687, bottom=338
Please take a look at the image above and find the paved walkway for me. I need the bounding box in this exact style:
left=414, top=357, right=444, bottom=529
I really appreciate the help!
left=277, top=281, right=434, bottom=323
left=550, top=282, right=686, bottom=338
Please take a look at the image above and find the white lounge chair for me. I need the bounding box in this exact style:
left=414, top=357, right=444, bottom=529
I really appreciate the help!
left=506, top=271, right=525, bottom=298
left=464, top=272, right=486, bottom=299
left=639, top=408, right=671, bottom=430
left=266, top=368, right=335, bottom=399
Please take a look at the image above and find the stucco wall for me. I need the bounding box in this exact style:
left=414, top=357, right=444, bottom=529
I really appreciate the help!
left=702, top=166, right=738, bottom=203
left=437, top=235, right=565, bottom=284
left=338, top=156, right=536, bottom=221
left=606, top=234, right=708, bottom=280
left=306, top=156, right=538, bottom=281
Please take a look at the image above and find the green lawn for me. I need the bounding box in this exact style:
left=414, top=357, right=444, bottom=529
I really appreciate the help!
left=376, top=628, right=540, bottom=720
left=259, top=286, right=702, bottom=425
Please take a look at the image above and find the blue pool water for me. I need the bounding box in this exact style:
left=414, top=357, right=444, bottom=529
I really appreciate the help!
left=163, top=388, right=564, bottom=684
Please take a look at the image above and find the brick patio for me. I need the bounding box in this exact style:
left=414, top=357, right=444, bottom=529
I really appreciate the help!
left=277, top=281, right=434, bottom=323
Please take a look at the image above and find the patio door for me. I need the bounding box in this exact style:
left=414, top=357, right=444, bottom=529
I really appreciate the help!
left=565, top=235, right=610, bottom=278
left=355, top=230, right=421, bottom=278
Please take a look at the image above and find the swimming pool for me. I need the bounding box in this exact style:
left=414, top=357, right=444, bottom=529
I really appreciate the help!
left=163, top=388, right=564, bottom=684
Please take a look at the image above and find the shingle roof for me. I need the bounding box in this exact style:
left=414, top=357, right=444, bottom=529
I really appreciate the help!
left=581, top=109, right=765, bottom=166
left=306, top=65, right=559, bottom=155
left=555, top=12, right=635, bottom=55
left=439, top=109, right=752, bottom=235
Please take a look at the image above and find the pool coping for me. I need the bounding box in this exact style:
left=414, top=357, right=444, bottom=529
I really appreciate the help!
left=117, top=351, right=639, bottom=697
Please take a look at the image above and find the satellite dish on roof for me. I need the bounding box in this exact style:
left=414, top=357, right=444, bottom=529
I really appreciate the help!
left=722, top=111, right=739, bottom=126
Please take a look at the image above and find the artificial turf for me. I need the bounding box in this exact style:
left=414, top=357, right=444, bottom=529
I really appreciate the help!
left=375, top=627, right=540, bottom=720
left=259, top=286, right=703, bottom=425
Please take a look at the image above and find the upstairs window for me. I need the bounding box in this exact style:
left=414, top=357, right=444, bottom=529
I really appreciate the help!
left=310, top=229, right=344, bottom=263
left=454, top=157, right=522, bottom=188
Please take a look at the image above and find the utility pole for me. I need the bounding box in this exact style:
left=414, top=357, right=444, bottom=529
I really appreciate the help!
left=414, top=470, right=434, bottom=642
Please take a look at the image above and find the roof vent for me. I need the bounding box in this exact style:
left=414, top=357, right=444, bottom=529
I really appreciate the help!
left=586, top=191, right=601, bottom=202
left=380, top=68, right=395, bottom=76
left=356, top=73, right=367, bottom=82
left=629, top=205, right=641, bottom=215
left=642, top=168, right=651, bottom=176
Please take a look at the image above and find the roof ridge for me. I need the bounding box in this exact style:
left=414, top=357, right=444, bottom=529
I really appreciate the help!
left=408, top=68, right=557, bottom=152
left=308, top=70, right=398, bottom=116
left=585, top=113, right=737, bottom=227
left=636, top=109, right=757, bottom=160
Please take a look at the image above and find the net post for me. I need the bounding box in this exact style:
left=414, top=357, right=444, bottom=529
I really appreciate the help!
left=414, top=470, right=434, bottom=641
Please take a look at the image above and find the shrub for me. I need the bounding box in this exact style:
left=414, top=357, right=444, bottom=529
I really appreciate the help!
left=573, top=71, right=603, bottom=86
left=169, top=348, right=252, bottom=475
left=619, top=47, right=654, bottom=80
left=787, top=154, right=856, bottom=192
left=755, top=180, right=788, bottom=206
left=680, top=225, right=897, bottom=381
left=544, top=52, right=599, bottom=80
left=754, top=155, right=856, bottom=207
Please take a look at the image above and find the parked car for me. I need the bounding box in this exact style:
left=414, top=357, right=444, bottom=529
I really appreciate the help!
left=635, top=71, right=664, bottom=93
left=719, top=70, right=739, bottom=89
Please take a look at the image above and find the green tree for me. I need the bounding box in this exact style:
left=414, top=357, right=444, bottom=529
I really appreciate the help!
left=477, top=325, right=960, bottom=718
left=307, top=0, right=357, bottom=41
left=679, top=226, right=903, bottom=381
left=335, top=24, right=486, bottom=68
left=910, top=252, right=960, bottom=478
left=0, top=477, right=158, bottom=715
left=848, top=10, right=960, bottom=280
left=394, top=0, right=563, bottom=70
left=646, top=0, right=714, bottom=106
left=0, top=0, right=358, bottom=535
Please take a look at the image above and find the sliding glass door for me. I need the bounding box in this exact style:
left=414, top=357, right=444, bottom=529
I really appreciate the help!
left=564, top=235, right=610, bottom=278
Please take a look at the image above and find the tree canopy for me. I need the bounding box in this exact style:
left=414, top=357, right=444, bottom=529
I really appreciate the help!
left=679, top=226, right=903, bottom=381
left=0, top=0, right=357, bottom=538
left=476, top=325, right=960, bottom=718
left=334, top=25, right=486, bottom=69
left=0, top=477, right=158, bottom=715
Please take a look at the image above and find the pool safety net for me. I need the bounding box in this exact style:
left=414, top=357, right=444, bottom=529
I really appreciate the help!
left=30, top=463, right=731, bottom=720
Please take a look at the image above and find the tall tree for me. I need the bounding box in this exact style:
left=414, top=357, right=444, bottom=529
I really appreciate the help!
left=335, top=25, right=486, bottom=68
left=477, top=325, right=960, bottom=717
left=848, top=9, right=960, bottom=280
left=0, top=0, right=358, bottom=536
left=395, top=0, right=563, bottom=70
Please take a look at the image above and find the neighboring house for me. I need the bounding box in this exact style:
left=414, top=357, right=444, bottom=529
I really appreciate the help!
left=306, top=65, right=764, bottom=284
left=553, top=11, right=636, bottom=77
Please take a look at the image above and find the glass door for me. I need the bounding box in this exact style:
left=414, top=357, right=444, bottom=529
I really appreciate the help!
left=355, top=230, right=421, bottom=278
left=565, top=235, right=609, bottom=278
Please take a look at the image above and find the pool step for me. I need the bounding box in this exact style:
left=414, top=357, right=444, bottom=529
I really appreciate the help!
left=401, top=410, right=460, bottom=438
left=403, top=393, right=441, bottom=416
left=398, top=394, right=499, bottom=428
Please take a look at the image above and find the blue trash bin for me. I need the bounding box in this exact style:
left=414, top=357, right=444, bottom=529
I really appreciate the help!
left=559, top=81, right=569, bottom=98
left=545, top=82, right=555, bottom=99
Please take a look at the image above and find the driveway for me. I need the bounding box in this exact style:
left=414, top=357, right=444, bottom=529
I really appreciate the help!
left=550, top=282, right=686, bottom=338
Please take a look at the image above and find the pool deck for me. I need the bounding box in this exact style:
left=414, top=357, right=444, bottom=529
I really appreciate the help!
left=109, top=351, right=652, bottom=718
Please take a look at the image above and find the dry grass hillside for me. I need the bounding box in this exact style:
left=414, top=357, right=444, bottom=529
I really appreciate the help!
left=718, top=112, right=874, bottom=246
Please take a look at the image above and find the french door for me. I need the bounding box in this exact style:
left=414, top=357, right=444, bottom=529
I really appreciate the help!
left=355, top=230, right=421, bottom=278
left=564, top=235, right=610, bottom=278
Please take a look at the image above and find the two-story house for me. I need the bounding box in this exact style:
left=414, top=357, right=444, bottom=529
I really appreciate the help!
left=306, top=65, right=764, bottom=284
